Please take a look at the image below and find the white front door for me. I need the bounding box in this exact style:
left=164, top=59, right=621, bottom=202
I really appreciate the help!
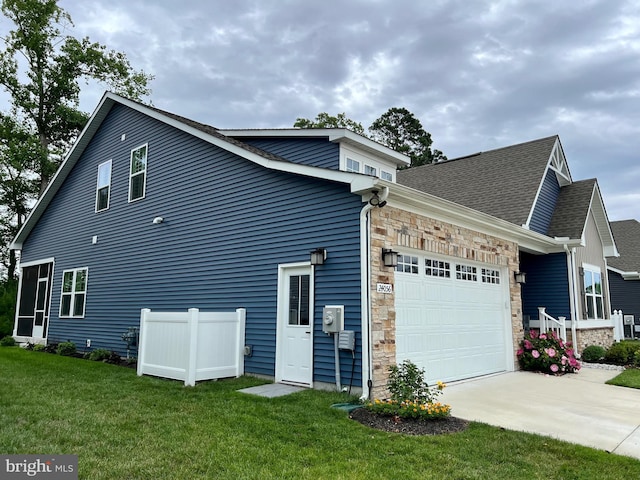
left=276, top=264, right=314, bottom=387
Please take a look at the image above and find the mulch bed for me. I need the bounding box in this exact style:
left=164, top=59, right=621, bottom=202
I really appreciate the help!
left=349, top=408, right=469, bottom=435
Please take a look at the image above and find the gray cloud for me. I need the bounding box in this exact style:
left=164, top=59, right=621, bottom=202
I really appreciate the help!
left=39, top=0, right=639, bottom=221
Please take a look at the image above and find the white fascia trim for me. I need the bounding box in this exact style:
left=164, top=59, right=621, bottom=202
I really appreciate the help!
left=384, top=182, right=568, bottom=254
left=524, top=138, right=570, bottom=229
left=11, top=92, right=117, bottom=250
left=19, top=257, right=56, bottom=268
left=221, top=128, right=411, bottom=166
left=588, top=185, right=619, bottom=258
left=606, top=265, right=640, bottom=280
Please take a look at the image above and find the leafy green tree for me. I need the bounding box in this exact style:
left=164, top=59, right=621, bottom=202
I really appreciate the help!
left=0, top=0, right=152, bottom=280
left=294, top=112, right=365, bottom=135
left=0, top=114, right=42, bottom=279
left=295, top=107, right=446, bottom=168
left=0, top=0, right=153, bottom=193
left=369, top=107, right=446, bottom=168
left=0, top=278, right=17, bottom=337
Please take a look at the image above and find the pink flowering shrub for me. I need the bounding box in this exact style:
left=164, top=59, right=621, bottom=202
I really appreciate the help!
left=517, top=329, right=581, bottom=374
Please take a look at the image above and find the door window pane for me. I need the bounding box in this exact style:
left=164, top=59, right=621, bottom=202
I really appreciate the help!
left=288, top=274, right=310, bottom=326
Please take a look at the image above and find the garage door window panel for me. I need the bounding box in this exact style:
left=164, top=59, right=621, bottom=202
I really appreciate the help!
left=481, top=268, right=500, bottom=284
left=426, top=259, right=450, bottom=278
left=456, top=264, right=477, bottom=281
left=396, top=255, right=419, bottom=274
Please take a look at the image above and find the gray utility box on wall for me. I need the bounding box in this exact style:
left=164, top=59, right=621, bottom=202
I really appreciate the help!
left=338, top=330, right=355, bottom=351
left=322, top=305, right=344, bottom=334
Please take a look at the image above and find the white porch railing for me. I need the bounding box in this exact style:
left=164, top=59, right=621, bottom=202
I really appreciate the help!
left=533, top=307, right=567, bottom=343
left=137, top=308, right=246, bottom=386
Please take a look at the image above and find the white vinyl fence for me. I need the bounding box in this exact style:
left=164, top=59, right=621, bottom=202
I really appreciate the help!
left=137, top=308, right=246, bottom=386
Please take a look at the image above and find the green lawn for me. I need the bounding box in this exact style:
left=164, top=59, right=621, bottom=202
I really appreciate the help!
left=1, top=347, right=639, bottom=479
left=607, top=368, right=640, bottom=389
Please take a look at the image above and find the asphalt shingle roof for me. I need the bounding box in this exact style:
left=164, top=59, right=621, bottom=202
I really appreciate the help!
left=608, top=220, right=640, bottom=272
left=545, top=179, right=596, bottom=239
left=396, top=136, right=558, bottom=226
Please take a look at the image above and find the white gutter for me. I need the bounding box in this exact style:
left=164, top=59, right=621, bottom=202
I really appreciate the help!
left=359, top=186, right=388, bottom=400
left=565, top=245, right=580, bottom=356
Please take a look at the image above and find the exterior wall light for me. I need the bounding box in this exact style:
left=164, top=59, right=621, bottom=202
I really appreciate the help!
left=369, top=190, right=387, bottom=208
left=382, top=248, right=399, bottom=268
left=514, top=271, right=527, bottom=284
left=310, top=248, right=327, bottom=265
left=152, top=216, right=164, bottom=224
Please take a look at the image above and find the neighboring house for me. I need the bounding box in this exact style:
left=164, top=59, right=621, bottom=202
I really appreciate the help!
left=607, top=220, right=640, bottom=339
left=9, top=92, right=613, bottom=398
left=397, top=136, right=619, bottom=353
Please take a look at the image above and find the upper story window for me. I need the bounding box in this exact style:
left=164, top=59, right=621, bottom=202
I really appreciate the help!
left=95, top=160, right=112, bottom=212
left=60, top=268, right=88, bottom=318
left=129, top=144, right=148, bottom=202
left=346, top=158, right=360, bottom=172
left=381, top=170, right=393, bottom=181
left=364, top=165, right=377, bottom=176
left=583, top=265, right=604, bottom=319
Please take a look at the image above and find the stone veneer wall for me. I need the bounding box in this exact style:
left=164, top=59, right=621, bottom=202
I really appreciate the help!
left=369, top=206, right=523, bottom=399
left=570, top=327, right=614, bottom=354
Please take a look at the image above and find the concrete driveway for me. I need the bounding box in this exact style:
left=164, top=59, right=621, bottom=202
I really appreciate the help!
left=440, top=367, right=640, bottom=460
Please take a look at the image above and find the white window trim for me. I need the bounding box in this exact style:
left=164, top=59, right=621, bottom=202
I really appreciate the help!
left=346, top=157, right=360, bottom=173
left=95, top=160, right=112, bottom=212
left=364, top=164, right=377, bottom=176
left=59, top=267, right=88, bottom=319
left=128, top=143, right=148, bottom=203
left=582, top=263, right=605, bottom=320
left=381, top=170, right=393, bottom=181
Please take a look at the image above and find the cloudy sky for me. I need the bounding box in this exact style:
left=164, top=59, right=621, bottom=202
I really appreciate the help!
left=3, top=0, right=639, bottom=221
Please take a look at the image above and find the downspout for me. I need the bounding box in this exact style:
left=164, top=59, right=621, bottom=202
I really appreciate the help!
left=564, top=244, right=579, bottom=356
left=359, top=186, right=388, bottom=400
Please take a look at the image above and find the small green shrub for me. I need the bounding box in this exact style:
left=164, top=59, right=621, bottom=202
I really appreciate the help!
left=87, top=348, right=112, bottom=361
left=32, top=344, right=46, bottom=352
left=604, top=341, right=640, bottom=365
left=582, top=345, right=606, bottom=363
left=106, top=351, right=122, bottom=364
left=364, top=360, right=451, bottom=420
left=0, top=335, right=16, bottom=347
left=634, top=350, right=640, bottom=368
left=56, top=341, right=77, bottom=356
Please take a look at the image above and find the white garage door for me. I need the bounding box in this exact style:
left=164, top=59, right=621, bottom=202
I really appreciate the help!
left=395, top=253, right=511, bottom=384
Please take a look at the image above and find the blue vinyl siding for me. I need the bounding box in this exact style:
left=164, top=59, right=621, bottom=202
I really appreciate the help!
left=609, top=271, right=640, bottom=332
left=241, top=138, right=339, bottom=169
left=529, top=169, right=560, bottom=234
left=20, top=104, right=363, bottom=385
left=520, top=252, right=571, bottom=321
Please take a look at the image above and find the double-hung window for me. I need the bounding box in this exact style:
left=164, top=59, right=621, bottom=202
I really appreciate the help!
left=583, top=265, right=604, bottom=319
left=60, top=268, right=88, bottom=318
left=129, top=144, right=148, bottom=202
left=95, top=160, right=112, bottom=212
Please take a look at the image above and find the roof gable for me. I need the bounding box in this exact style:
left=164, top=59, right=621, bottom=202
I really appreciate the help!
left=608, top=220, right=640, bottom=274
left=11, top=92, right=377, bottom=250
left=546, top=179, right=617, bottom=256
left=397, top=135, right=560, bottom=227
